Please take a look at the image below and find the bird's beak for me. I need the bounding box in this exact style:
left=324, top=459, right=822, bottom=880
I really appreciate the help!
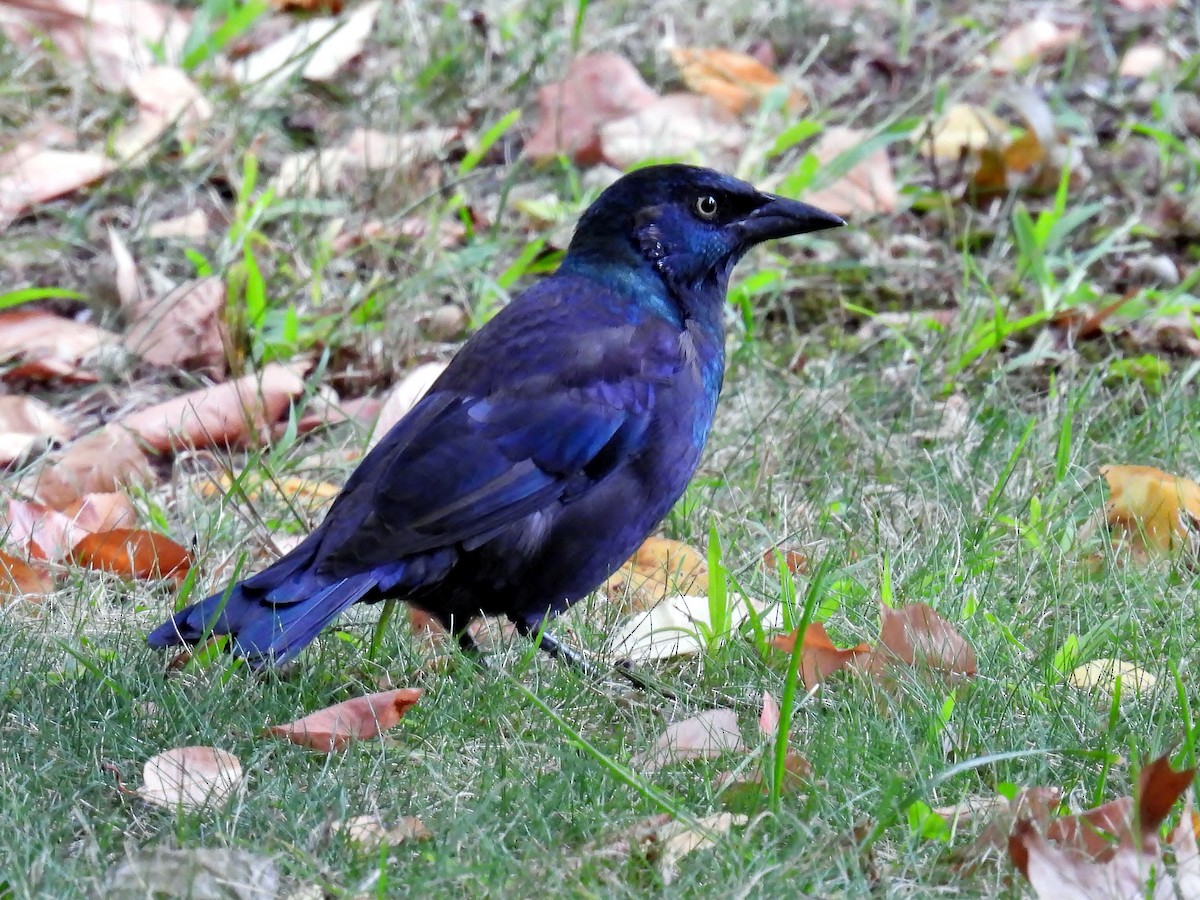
left=737, top=194, right=845, bottom=244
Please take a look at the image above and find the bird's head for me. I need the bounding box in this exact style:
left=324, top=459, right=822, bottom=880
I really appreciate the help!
left=564, top=164, right=844, bottom=318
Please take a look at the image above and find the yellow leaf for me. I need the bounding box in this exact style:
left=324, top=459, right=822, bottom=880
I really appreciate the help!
left=913, top=103, right=1009, bottom=163
left=1068, top=658, right=1157, bottom=698
left=603, top=536, right=707, bottom=612
left=1101, top=464, right=1200, bottom=556
left=669, top=47, right=802, bottom=115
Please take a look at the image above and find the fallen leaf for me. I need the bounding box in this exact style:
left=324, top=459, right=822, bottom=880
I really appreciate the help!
left=1101, top=464, right=1200, bottom=558
left=1114, top=0, right=1175, bottom=9
left=232, top=1, right=380, bottom=93
left=101, top=848, right=278, bottom=900
left=657, top=813, right=746, bottom=885
left=0, top=548, right=53, bottom=600
left=5, top=498, right=88, bottom=560
left=630, top=708, right=745, bottom=774
left=147, top=209, right=210, bottom=240
left=332, top=814, right=430, bottom=850
left=599, top=93, right=747, bottom=171
left=761, top=545, right=808, bottom=576
left=875, top=602, right=977, bottom=677
left=137, top=746, right=243, bottom=811
left=669, top=47, right=801, bottom=115
left=771, top=621, right=873, bottom=690
left=603, top=536, right=708, bottom=612
left=0, top=395, right=73, bottom=464
left=0, top=0, right=191, bottom=87
left=33, top=425, right=154, bottom=509
left=1010, top=755, right=1196, bottom=898
left=271, top=126, right=457, bottom=196
left=608, top=592, right=768, bottom=662
left=198, top=472, right=340, bottom=511
left=329, top=216, right=467, bottom=254
left=799, top=126, right=898, bottom=217
left=950, top=787, right=1062, bottom=869
left=759, top=689, right=780, bottom=737
left=68, top=528, right=191, bottom=581
left=266, top=688, right=422, bottom=752
left=0, top=308, right=117, bottom=381
left=117, top=363, right=308, bottom=453
left=914, top=103, right=1009, bottom=163
left=123, top=277, right=229, bottom=378
left=524, top=53, right=659, bottom=165
left=715, top=692, right=811, bottom=810
left=368, top=362, right=448, bottom=448
left=108, top=228, right=145, bottom=309
left=62, top=492, right=137, bottom=532
left=1068, top=658, right=1157, bottom=699
left=1119, top=43, right=1168, bottom=78
left=989, top=19, right=1082, bottom=73
left=114, top=65, right=213, bottom=162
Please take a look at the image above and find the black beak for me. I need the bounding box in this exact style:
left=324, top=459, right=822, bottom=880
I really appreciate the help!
left=737, top=194, right=845, bottom=244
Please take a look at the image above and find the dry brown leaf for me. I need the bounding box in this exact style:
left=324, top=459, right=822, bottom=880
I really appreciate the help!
left=271, top=126, right=457, bottom=197
left=771, top=621, right=872, bottom=690
left=1101, top=464, right=1200, bottom=559
left=198, top=472, right=340, bottom=512
left=123, top=277, right=228, bottom=378
left=989, top=19, right=1082, bottom=73
left=137, top=746, right=243, bottom=811
left=368, top=362, right=448, bottom=447
left=108, top=228, right=145, bottom=309
left=1114, top=0, right=1175, bottom=9
left=0, top=548, right=53, bottom=600
left=147, top=209, right=210, bottom=240
left=0, top=0, right=192, bottom=87
left=0, top=146, right=115, bottom=229
left=0, top=395, right=73, bottom=465
left=68, top=528, right=191, bottom=581
left=1009, top=755, right=1196, bottom=898
left=801, top=126, right=898, bottom=217
left=669, top=47, right=801, bottom=115
left=524, top=53, right=659, bottom=165
left=604, top=536, right=707, bottom=612
left=914, top=103, right=1009, bottom=163
left=266, top=688, right=422, bottom=753
left=232, top=1, right=380, bottom=93
left=875, top=602, right=977, bottom=677
left=329, top=216, right=467, bottom=254
left=273, top=0, right=343, bottom=10
left=117, top=363, right=307, bottom=453
left=114, top=65, right=213, bottom=162
left=761, top=545, right=808, bottom=576
left=600, top=93, right=747, bottom=171
left=630, top=708, right=745, bottom=774
left=950, top=787, right=1063, bottom=869
left=62, top=492, right=137, bottom=533
left=657, top=813, right=746, bottom=885
left=0, top=308, right=117, bottom=382
left=332, top=814, right=430, bottom=850
left=34, top=425, right=154, bottom=509
left=4, top=498, right=82, bottom=560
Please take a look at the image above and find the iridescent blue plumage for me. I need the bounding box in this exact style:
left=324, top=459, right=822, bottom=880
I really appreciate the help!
left=147, top=164, right=843, bottom=668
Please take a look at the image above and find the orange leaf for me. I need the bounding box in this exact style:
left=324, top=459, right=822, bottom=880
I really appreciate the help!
left=669, top=47, right=798, bottom=115
left=62, top=492, right=137, bottom=532
left=33, top=425, right=154, bottom=509
left=604, top=536, right=708, bottom=612
left=762, top=545, right=808, bottom=576
left=1101, top=464, right=1200, bottom=556
left=0, top=308, right=116, bottom=382
left=117, top=363, right=307, bottom=453
left=266, top=688, right=422, bottom=753
left=68, top=528, right=191, bottom=581
left=771, top=621, right=872, bottom=690
left=0, top=548, right=52, bottom=600
left=876, top=602, right=977, bottom=677
left=5, top=498, right=84, bottom=560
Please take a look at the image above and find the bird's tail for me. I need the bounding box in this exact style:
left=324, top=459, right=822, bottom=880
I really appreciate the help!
left=147, top=566, right=379, bottom=667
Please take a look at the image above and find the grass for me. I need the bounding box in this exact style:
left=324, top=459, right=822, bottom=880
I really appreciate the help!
left=2, top=0, right=1200, bottom=896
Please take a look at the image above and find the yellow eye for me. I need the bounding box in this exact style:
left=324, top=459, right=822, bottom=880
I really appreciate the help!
left=694, top=195, right=719, bottom=220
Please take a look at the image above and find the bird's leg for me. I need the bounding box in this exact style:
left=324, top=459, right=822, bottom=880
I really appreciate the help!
left=515, top=618, right=669, bottom=694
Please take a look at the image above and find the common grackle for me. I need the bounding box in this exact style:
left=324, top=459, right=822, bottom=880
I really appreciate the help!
left=148, top=164, right=843, bottom=671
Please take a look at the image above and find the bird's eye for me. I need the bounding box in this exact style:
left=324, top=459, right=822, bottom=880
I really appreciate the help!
left=694, top=195, right=719, bottom=220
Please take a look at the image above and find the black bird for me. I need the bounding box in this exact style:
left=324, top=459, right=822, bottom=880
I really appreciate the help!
left=148, top=164, right=843, bottom=670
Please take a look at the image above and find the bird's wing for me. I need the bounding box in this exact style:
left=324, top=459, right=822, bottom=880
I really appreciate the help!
left=313, top=319, right=679, bottom=575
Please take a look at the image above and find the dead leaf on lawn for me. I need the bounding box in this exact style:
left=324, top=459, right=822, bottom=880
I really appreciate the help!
left=147, top=209, right=210, bottom=241
left=329, top=216, right=468, bottom=254
left=198, top=471, right=340, bottom=512
left=1098, top=464, right=1200, bottom=561
left=0, top=308, right=117, bottom=382
left=123, top=277, right=229, bottom=378
left=0, top=0, right=192, bottom=87
left=800, top=126, right=898, bottom=217
left=1119, top=43, right=1169, bottom=79
left=987, top=18, right=1082, bottom=74
left=33, top=425, right=154, bottom=509
left=266, top=688, right=422, bottom=753
left=0, top=548, right=53, bottom=600
left=68, top=528, right=191, bottom=581
left=272, top=126, right=458, bottom=197
left=770, top=621, right=872, bottom=691
left=0, top=145, right=116, bottom=230
left=1114, top=0, right=1175, bottom=10
left=761, top=545, right=808, bottom=576
left=101, top=847, right=279, bottom=900
left=5, top=498, right=89, bottom=560
left=875, top=602, right=977, bottom=678
left=232, top=1, right=380, bottom=94
left=114, top=65, right=213, bottom=163
left=63, top=492, right=138, bottom=533
left=332, top=814, right=430, bottom=851
left=1009, top=755, right=1196, bottom=898
left=1068, top=658, right=1156, bottom=700
left=117, top=363, right=307, bottom=453
left=657, top=813, right=747, bottom=885
left=599, top=93, right=747, bottom=171
left=0, top=395, right=73, bottom=465
left=950, top=787, right=1062, bottom=869
left=608, top=593, right=767, bottom=662
left=524, top=53, right=659, bottom=165
left=368, top=361, right=448, bottom=448
left=137, top=746, right=243, bottom=811
left=630, top=708, right=745, bottom=774
left=669, top=47, right=803, bottom=115
left=603, top=536, right=708, bottom=612
left=914, top=103, right=1009, bottom=164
